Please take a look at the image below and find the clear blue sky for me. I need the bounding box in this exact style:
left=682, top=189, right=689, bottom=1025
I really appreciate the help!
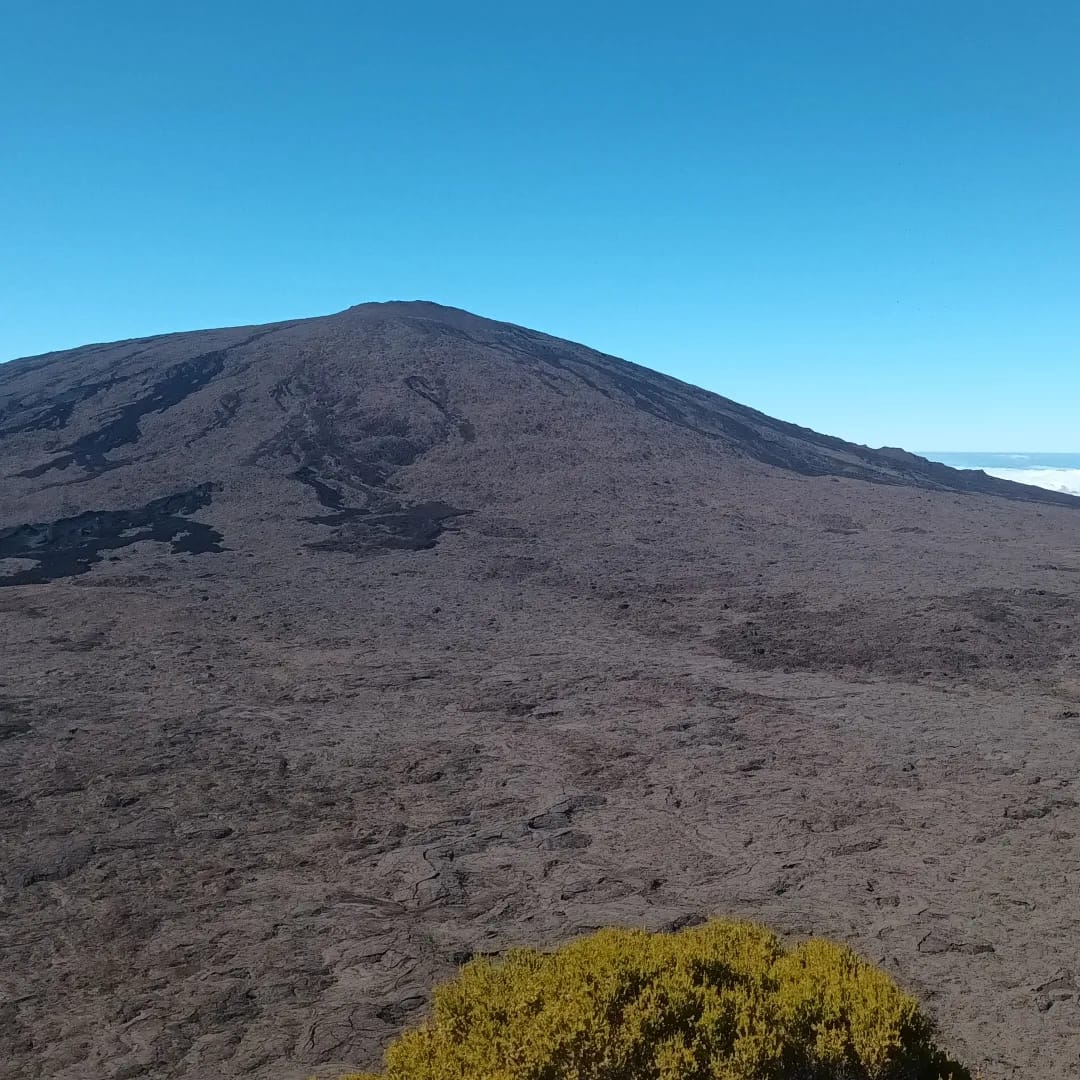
left=3, top=2, right=1078, bottom=450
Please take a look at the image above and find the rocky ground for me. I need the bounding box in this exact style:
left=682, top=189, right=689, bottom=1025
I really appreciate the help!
left=2, top=303, right=1080, bottom=1078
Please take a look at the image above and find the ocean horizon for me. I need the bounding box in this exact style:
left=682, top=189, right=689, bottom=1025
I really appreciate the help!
left=922, top=452, right=1080, bottom=496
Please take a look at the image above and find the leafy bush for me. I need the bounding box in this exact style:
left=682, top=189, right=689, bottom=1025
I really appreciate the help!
left=342, top=919, right=968, bottom=1080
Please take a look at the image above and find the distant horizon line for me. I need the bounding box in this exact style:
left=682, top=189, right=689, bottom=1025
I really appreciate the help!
left=919, top=450, right=1080, bottom=456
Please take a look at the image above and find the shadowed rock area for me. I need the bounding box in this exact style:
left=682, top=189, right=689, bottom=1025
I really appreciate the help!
left=0, top=484, right=222, bottom=585
left=2, top=301, right=1080, bottom=1080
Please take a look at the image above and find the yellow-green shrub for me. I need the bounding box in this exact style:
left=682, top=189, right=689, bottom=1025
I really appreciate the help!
left=343, top=919, right=968, bottom=1080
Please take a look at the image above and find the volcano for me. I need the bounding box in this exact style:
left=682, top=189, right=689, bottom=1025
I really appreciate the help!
left=3, top=302, right=1079, bottom=1079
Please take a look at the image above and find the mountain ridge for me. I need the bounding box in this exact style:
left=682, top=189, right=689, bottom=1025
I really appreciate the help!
left=1, top=300, right=1075, bottom=523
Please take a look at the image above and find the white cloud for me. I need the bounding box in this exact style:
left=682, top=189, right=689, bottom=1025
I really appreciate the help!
left=983, top=467, right=1080, bottom=496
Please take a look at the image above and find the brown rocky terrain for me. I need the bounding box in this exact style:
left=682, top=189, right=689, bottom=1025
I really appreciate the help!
left=2, top=301, right=1080, bottom=1079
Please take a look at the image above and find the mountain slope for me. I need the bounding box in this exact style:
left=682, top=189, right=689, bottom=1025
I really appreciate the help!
left=1, top=301, right=1074, bottom=590
left=3, top=303, right=1080, bottom=1080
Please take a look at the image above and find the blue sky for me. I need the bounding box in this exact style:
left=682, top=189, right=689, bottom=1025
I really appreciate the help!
left=3, top=2, right=1078, bottom=450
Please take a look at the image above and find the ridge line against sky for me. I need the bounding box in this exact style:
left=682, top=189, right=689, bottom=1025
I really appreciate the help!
left=2, top=1, right=1078, bottom=451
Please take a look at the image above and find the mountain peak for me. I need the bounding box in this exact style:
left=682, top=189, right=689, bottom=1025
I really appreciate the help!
left=335, top=298, right=509, bottom=329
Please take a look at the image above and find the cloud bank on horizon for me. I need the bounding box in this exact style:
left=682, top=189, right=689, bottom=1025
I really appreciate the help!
left=923, top=454, right=1080, bottom=498
left=983, top=467, right=1080, bottom=497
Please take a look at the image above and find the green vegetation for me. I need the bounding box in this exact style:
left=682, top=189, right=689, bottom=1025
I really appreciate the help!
left=343, top=919, right=968, bottom=1080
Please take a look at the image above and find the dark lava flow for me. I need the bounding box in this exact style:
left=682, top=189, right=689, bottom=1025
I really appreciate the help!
left=293, top=466, right=466, bottom=551
left=0, top=372, right=133, bottom=438
left=14, top=329, right=276, bottom=479
left=0, top=484, right=223, bottom=586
